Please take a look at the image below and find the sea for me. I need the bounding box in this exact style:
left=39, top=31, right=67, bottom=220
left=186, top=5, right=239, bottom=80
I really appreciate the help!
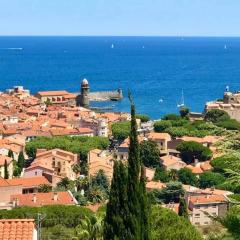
left=0, top=36, right=240, bottom=119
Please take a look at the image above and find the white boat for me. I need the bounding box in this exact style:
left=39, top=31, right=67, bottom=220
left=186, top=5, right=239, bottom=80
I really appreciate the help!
left=159, top=98, right=163, bottom=103
left=111, top=44, right=114, bottom=49
left=177, top=90, right=185, bottom=108
left=224, top=45, right=227, bottom=50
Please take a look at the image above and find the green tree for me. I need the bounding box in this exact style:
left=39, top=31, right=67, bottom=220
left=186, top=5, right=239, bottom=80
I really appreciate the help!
left=179, top=107, right=190, bottom=118
left=140, top=140, right=160, bottom=168
left=4, top=160, right=9, bottom=179
left=104, top=161, right=128, bottom=240
left=8, top=149, right=14, bottom=159
left=199, top=172, right=226, bottom=189
left=204, top=109, right=230, bottom=123
left=38, top=184, right=52, bottom=193
left=104, top=93, right=150, bottom=240
left=17, top=151, right=25, bottom=170
left=75, top=215, right=104, bottom=240
left=154, top=120, right=172, bottom=132
left=86, top=186, right=107, bottom=204
left=136, top=114, right=150, bottom=123
left=151, top=206, right=203, bottom=240
left=176, top=141, right=212, bottom=164
left=169, top=169, right=178, bottom=181
left=178, top=168, right=198, bottom=186
left=154, top=181, right=184, bottom=204
left=178, top=197, right=188, bottom=219
left=153, top=165, right=170, bottom=183
left=111, top=121, right=130, bottom=142
left=92, top=170, right=110, bottom=195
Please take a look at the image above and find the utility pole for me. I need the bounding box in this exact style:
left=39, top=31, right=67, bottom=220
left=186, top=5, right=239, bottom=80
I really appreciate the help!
left=37, top=213, right=45, bottom=240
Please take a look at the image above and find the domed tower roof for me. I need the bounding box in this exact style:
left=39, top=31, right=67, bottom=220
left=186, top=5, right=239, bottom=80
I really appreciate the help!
left=81, top=78, right=89, bottom=86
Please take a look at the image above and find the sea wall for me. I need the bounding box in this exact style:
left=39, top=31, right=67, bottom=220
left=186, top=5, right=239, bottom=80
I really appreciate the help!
left=89, top=89, right=123, bottom=101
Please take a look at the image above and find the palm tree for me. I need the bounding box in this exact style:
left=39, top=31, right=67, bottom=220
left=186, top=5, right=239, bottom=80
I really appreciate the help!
left=75, top=215, right=103, bottom=240
left=75, top=177, right=89, bottom=192
left=87, top=186, right=106, bottom=204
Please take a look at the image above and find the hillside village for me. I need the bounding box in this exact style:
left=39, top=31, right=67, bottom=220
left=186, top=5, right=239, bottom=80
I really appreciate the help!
left=1, top=85, right=240, bottom=239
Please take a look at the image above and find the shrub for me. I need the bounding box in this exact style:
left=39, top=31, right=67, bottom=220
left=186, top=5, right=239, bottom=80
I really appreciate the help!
left=216, top=119, right=240, bottom=131
left=204, top=109, right=230, bottom=123
left=162, top=114, right=181, bottom=121
left=179, top=107, right=190, bottom=118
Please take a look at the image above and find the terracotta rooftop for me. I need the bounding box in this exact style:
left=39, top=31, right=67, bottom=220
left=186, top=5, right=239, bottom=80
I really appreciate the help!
left=11, top=191, right=77, bottom=207
left=146, top=181, right=166, bottom=190
left=189, top=194, right=227, bottom=205
left=2, top=176, right=50, bottom=188
left=36, top=91, right=70, bottom=96
left=148, top=132, right=171, bottom=141
left=0, top=219, right=35, bottom=240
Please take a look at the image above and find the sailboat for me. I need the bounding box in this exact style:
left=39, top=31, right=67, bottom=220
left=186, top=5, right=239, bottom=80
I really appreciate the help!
left=224, top=45, right=227, bottom=50
left=177, top=90, right=185, bottom=108
left=111, top=44, right=114, bottom=49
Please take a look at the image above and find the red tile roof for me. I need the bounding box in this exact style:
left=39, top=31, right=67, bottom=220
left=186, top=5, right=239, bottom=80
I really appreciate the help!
left=0, top=219, right=35, bottom=240
left=11, top=191, right=77, bottom=207
left=189, top=194, right=227, bottom=205
left=1, top=176, right=50, bottom=188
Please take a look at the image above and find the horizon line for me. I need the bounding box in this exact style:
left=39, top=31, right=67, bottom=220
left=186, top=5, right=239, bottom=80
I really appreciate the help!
left=1, top=35, right=240, bottom=38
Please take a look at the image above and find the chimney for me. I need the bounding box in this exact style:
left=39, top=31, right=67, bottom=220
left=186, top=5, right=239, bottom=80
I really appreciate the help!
left=32, top=193, right=37, bottom=203
left=53, top=192, right=58, bottom=201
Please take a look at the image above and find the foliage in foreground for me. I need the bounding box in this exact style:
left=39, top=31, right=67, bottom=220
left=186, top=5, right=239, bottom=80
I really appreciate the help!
left=151, top=205, right=203, bottom=240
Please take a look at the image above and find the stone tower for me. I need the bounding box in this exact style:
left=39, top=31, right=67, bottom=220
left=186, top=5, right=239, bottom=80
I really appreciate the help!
left=76, top=78, right=90, bottom=107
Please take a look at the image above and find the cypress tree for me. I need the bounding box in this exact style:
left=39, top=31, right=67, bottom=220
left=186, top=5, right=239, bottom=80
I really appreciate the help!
left=178, top=197, right=188, bottom=219
left=104, top=161, right=128, bottom=239
left=104, top=93, right=150, bottom=240
left=17, top=151, right=25, bottom=170
left=4, top=160, right=9, bottom=179
left=8, top=149, right=14, bottom=159
left=126, top=93, right=141, bottom=239
left=139, top=165, right=150, bottom=240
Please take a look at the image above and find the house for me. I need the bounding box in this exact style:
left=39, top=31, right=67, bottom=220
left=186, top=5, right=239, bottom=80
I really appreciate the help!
left=0, top=177, right=22, bottom=209
left=160, top=155, right=186, bottom=171
left=117, top=135, right=146, bottom=160
left=147, top=132, right=171, bottom=152
left=0, top=155, right=13, bottom=179
left=24, top=149, right=78, bottom=180
left=188, top=194, right=229, bottom=226
left=0, top=219, right=37, bottom=240
left=144, top=167, right=155, bottom=181
left=146, top=181, right=166, bottom=191
left=5, top=176, right=51, bottom=194
left=186, top=161, right=213, bottom=175
left=35, top=90, right=75, bottom=105
left=11, top=191, right=78, bottom=207
left=88, top=149, right=114, bottom=180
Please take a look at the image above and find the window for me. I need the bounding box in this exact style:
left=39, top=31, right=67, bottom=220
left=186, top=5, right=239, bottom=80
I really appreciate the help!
left=35, top=171, right=37, bottom=176
left=212, top=204, right=217, bottom=208
left=195, top=222, right=200, bottom=225
left=204, top=222, right=208, bottom=225
left=195, top=214, right=200, bottom=218
left=195, top=206, right=200, bottom=209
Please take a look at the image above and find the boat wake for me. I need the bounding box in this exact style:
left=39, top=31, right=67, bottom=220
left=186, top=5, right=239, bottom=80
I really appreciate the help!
left=0, top=48, right=23, bottom=50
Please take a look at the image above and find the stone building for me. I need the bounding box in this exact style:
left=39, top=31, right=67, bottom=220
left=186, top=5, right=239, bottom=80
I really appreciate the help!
left=205, top=89, right=240, bottom=121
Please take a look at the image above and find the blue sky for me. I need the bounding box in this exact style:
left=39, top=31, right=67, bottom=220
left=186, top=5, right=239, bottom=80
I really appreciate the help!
left=0, top=0, right=239, bottom=36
